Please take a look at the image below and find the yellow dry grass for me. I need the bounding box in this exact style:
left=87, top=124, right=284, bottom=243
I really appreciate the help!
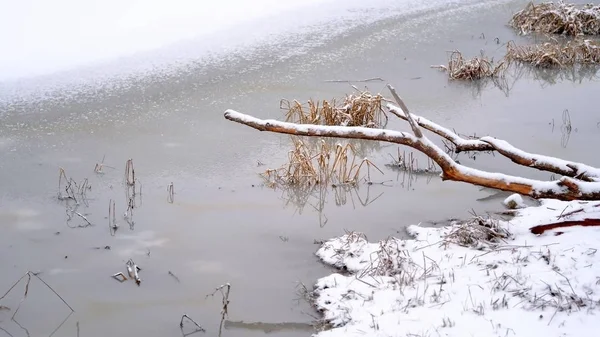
left=281, top=89, right=387, bottom=128
left=506, top=39, right=600, bottom=67
left=261, top=136, right=383, bottom=187
left=433, top=51, right=508, bottom=80
left=510, top=1, right=600, bottom=36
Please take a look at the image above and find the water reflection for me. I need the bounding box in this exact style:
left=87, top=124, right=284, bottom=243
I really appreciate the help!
left=276, top=183, right=386, bottom=228
left=452, top=63, right=600, bottom=98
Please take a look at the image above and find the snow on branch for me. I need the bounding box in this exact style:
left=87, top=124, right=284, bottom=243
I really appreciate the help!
left=224, top=109, right=600, bottom=200
left=387, top=103, right=600, bottom=182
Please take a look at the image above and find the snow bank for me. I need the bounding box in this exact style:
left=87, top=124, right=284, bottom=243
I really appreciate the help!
left=313, top=199, right=600, bottom=337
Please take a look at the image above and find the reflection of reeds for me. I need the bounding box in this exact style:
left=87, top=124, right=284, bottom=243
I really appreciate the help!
left=386, top=148, right=439, bottom=174
left=277, top=182, right=385, bottom=227
left=433, top=50, right=508, bottom=80
left=506, top=39, right=600, bottom=67
left=282, top=89, right=388, bottom=128
left=261, top=137, right=383, bottom=188
left=510, top=1, right=600, bottom=36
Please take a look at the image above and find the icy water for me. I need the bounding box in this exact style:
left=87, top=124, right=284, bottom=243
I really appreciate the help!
left=1, top=0, right=600, bottom=336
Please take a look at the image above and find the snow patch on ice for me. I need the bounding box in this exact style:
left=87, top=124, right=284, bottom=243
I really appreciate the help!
left=313, top=199, right=600, bottom=337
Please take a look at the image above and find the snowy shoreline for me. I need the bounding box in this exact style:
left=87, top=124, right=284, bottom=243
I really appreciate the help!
left=312, top=197, right=600, bottom=337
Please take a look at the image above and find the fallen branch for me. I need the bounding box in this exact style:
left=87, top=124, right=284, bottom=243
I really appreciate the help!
left=224, top=102, right=600, bottom=200
left=386, top=104, right=600, bottom=181
left=530, top=218, right=600, bottom=235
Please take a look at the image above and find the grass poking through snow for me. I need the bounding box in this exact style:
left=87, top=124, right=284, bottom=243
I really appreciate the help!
left=311, top=199, right=600, bottom=337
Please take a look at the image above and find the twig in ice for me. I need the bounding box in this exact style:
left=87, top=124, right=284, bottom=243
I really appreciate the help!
left=112, top=272, right=127, bottom=283
left=126, top=259, right=141, bottom=286
left=0, top=326, right=14, bottom=337
left=168, top=182, right=175, bottom=203
left=66, top=207, right=93, bottom=228
left=168, top=271, right=181, bottom=283
left=0, top=271, right=75, bottom=337
left=324, top=77, right=384, bottom=83
left=125, top=158, right=135, bottom=187
left=57, top=168, right=78, bottom=202
left=109, top=199, right=118, bottom=236
left=206, top=283, right=231, bottom=337
left=180, top=314, right=205, bottom=336
left=94, top=155, right=115, bottom=174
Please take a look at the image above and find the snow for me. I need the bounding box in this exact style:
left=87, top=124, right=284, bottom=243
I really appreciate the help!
left=313, top=199, right=600, bottom=337
left=503, top=193, right=526, bottom=209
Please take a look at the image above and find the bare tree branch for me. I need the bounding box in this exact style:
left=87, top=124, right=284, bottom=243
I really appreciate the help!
left=387, top=104, right=600, bottom=182
left=224, top=109, right=600, bottom=201
left=386, top=84, right=423, bottom=138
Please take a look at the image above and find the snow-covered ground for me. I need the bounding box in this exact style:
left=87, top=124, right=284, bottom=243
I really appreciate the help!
left=313, top=197, right=600, bottom=337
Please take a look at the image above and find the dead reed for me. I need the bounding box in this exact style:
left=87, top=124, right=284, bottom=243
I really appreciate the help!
left=509, top=1, right=600, bottom=36
left=109, top=199, right=118, bottom=236
left=506, top=39, right=600, bottom=67
left=167, top=182, right=174, bottom=203
left=282, top=89, right=388, bottom=128
left=57, top=168, right=90, bottom=203
left=125, top=159, right=135, bottom=186
left=433, top=50, right=508, bottom=80
left=205, top=283, right=231, bottom=337
left=261, top=136, right=383, bottom=187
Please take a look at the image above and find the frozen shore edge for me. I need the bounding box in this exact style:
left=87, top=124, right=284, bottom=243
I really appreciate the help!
left=311, top=197, right=600, bottom=337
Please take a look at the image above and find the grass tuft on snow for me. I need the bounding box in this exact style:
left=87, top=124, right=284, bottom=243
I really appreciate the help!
left=312, top=199, right=600, bottom=337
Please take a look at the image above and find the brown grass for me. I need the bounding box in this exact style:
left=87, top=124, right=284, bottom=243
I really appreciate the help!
left=433, top=50, right=508, bottom=80
left=282, top=89, right=388, bottom=128
left=509, top=1, right=600, bottom=36
left=506, top=39, right=600, bottom=67
left=261, top=136, right=382, bottom=187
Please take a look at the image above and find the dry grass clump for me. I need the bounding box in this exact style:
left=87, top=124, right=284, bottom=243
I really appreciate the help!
left=282, top=89, right=388, bottom=128
left=433, top=51, right=508, bottom=80
left=359, top=237, right=413, bottom=278
left=443, top=216, right=512, bottom=249
left=261, top=137, right=382, bottom=187
left=506, top=39, right=600, bottom=67
left=510, top=1, right=600, bottom=36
